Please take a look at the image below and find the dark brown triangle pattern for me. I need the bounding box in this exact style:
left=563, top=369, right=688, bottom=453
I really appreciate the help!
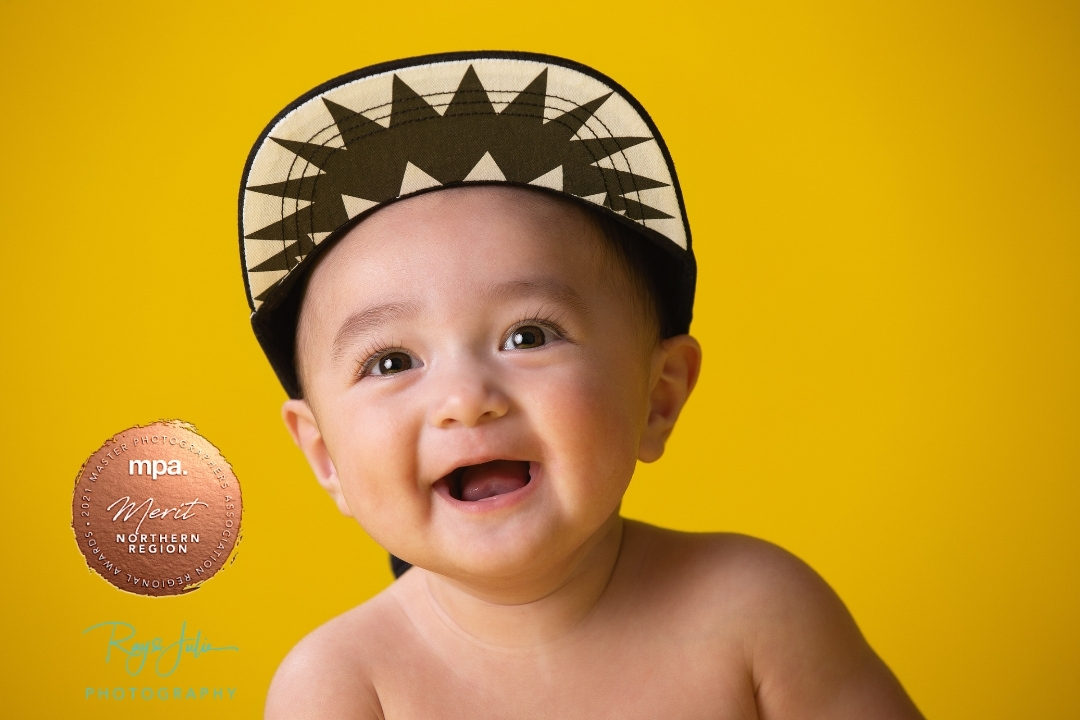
left=246, top=65, right=671, bottom=284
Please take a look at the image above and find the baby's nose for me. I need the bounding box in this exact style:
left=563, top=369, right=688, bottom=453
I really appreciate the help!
left=426, top=365, right=510, bottom=429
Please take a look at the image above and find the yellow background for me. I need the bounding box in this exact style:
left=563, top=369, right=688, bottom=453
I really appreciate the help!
left=2, top=1, right=1077, bottom=717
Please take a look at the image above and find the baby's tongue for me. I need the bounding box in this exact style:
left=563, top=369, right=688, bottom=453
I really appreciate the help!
left=459, top=460, right=529, bottom=502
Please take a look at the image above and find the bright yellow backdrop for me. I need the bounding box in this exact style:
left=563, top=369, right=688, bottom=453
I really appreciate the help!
left=2, top=1, right=1077, bottom=718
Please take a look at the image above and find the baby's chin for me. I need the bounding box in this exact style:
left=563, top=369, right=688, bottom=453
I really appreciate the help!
left=401, top=506, right=629, bottom=594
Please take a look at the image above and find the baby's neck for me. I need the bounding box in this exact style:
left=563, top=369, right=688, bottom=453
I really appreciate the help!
left=419, top=515, right=627, bottom=649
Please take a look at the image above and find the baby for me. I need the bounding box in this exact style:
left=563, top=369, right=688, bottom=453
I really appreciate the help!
left=239, top=52, right=924, bottom=719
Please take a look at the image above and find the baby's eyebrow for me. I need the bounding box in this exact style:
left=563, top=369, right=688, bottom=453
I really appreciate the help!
left=483, top=279, right=590, bottom=316
left=330, top=301, right=420, bottom=364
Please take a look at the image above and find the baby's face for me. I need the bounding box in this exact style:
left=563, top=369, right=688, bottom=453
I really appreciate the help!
left=291, top=187, right=661, bottom=580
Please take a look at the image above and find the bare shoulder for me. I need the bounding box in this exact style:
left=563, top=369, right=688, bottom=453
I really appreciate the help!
left=627, top=523, right=925, bottom=719
left=627, top=522, right=844, bottom=610
left=265, top=588, right=402, bottom=720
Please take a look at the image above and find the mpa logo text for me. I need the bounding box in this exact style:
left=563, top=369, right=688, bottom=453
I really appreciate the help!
left=128, top=460, right=188, bottom=480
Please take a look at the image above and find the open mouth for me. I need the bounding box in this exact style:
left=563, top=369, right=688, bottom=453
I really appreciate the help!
left=438, top=460, right=532, bottom=502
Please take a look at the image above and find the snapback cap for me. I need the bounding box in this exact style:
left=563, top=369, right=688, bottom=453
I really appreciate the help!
left=240, top=51, right=695, bottom=397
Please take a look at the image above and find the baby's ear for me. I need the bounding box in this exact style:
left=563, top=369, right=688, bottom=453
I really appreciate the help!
left=281, top=399, right=353, bottom=517
left=638, top=334, right=702, bottom=463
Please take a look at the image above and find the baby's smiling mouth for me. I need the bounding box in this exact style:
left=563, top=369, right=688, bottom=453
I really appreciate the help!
left=440, top=460, right=532, bottom=502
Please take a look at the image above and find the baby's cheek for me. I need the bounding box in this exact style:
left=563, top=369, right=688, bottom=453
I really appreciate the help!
left=558, top=372, right=644, bottom=471
left=331, top=409, right=417, bottom=509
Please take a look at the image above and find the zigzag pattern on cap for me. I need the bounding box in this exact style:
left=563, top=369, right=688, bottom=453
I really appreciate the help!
left=242, top=60, right=680, bottom=307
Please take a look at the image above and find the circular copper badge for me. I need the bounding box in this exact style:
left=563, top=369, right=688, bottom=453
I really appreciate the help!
left=72, top=421, right=242, bottom=596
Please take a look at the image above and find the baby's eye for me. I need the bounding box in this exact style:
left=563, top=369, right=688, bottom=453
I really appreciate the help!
left=503, top=325, right=551, bottom=350
left=364, top=350, right=415, bottom=377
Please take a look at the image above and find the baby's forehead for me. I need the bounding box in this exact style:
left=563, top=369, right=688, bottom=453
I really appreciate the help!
left=308, top=187, right=607, bottom=285
left=300, top=188, right=609, bottom=320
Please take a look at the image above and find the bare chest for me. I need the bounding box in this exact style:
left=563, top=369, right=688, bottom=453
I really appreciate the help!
left=369, top=628, right=759, bottom=720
